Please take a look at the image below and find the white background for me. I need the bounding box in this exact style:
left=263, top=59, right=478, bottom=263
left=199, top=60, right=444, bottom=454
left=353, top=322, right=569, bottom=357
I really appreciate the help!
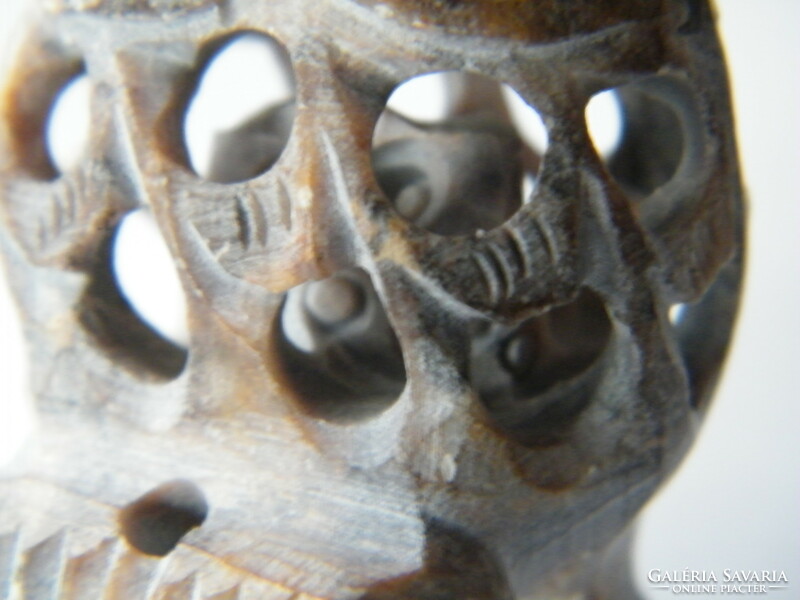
left=0, top=2, right=798, bottom=598
left=632, top=2, right=800, bottom=597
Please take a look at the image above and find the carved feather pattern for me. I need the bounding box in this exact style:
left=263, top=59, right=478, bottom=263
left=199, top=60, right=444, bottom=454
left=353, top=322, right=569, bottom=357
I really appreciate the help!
left=0, top=525, right=328, bottom=600
left=0, top=1, right=743, bottom=599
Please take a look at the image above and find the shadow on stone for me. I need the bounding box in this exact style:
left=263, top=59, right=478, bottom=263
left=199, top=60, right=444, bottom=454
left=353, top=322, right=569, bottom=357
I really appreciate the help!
left=360, top=519, right=513, bottom=600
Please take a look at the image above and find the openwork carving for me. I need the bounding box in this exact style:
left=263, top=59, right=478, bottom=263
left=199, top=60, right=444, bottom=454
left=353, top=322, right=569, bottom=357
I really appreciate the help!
left=0, top=1, right=743, bottom=598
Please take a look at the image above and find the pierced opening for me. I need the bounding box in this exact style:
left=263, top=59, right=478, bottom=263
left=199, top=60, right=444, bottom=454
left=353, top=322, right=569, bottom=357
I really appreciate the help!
left=274, top=268, right=406, bottom=423
left=669, top=303, right=687, bottom=325
left=45, top=71, right=91, bottom=175
left=385, top=71, right=451, bottom=124
left=589, top=80, right=685, bottom=198
left=671, top=256, right=743, bottom=412
left=469, top=288, right=612, bottom=447
left=502, top=83, right=549, bottom=156
left=120, top=480, right=208, bottom=557
left=79, top=212, right=188, bottom=380
left=113, top=209, right=189, bottom=348
left=372, top=71, right=547, bottom=236
left=585, top=89, right=624, bottom=159
left=183, top=32, right=295, bottom=183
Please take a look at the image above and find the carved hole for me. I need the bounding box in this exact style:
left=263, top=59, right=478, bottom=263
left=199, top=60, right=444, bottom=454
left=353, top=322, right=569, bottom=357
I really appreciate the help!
left=120, top=480, right=208, bottom=557
left=589, top=80, right=685, bottom=198
left=183, top=32, right=295, bottom=183
left=113, top=209, right=189, bottom=348
left=585, top=89, right=624, bottom=159
left=372, top=71, right=546, bottom=236
left=671, top=257, right=742, bottom=412
left=669, top=303, right=687, bottom=325
left=79, top=212, right=188, bottom=380
left=501, top=82, right=549, bottom=156
left=274, top=268, right=407, bottom=423
left=45, top=71, right=91, bottom=175
left=469, top=288, right=612, bottom=447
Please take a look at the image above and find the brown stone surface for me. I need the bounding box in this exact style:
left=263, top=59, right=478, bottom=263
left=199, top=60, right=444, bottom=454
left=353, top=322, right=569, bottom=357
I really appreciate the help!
left=0, top=1, right=743, bottom=598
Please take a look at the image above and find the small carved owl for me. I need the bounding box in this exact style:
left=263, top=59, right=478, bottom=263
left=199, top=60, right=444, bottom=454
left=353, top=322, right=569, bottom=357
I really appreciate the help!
left=0, top=1, right=743, bottom=598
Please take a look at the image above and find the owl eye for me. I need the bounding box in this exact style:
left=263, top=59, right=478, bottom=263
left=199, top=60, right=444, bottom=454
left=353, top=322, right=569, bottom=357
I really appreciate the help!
left=275, top=268, right=407, bottom=423
left=469, top=288, right=612, bottom=447
left=372, top=71, right=548, bottom=236
left=302, top=274, right=366, bottom=328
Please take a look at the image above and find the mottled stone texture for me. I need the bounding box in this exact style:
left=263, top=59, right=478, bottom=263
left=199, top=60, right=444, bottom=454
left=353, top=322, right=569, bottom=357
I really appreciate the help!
left=0, top=0, right=742, bottom=598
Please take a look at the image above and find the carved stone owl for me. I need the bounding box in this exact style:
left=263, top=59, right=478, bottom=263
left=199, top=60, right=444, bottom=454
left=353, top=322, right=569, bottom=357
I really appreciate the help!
left=0, top=1, right=743, bottom=598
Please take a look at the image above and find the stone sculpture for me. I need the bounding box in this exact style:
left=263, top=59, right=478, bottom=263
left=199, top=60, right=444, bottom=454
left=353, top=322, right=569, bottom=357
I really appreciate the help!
left=0, top=1, right=743, bottom=598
